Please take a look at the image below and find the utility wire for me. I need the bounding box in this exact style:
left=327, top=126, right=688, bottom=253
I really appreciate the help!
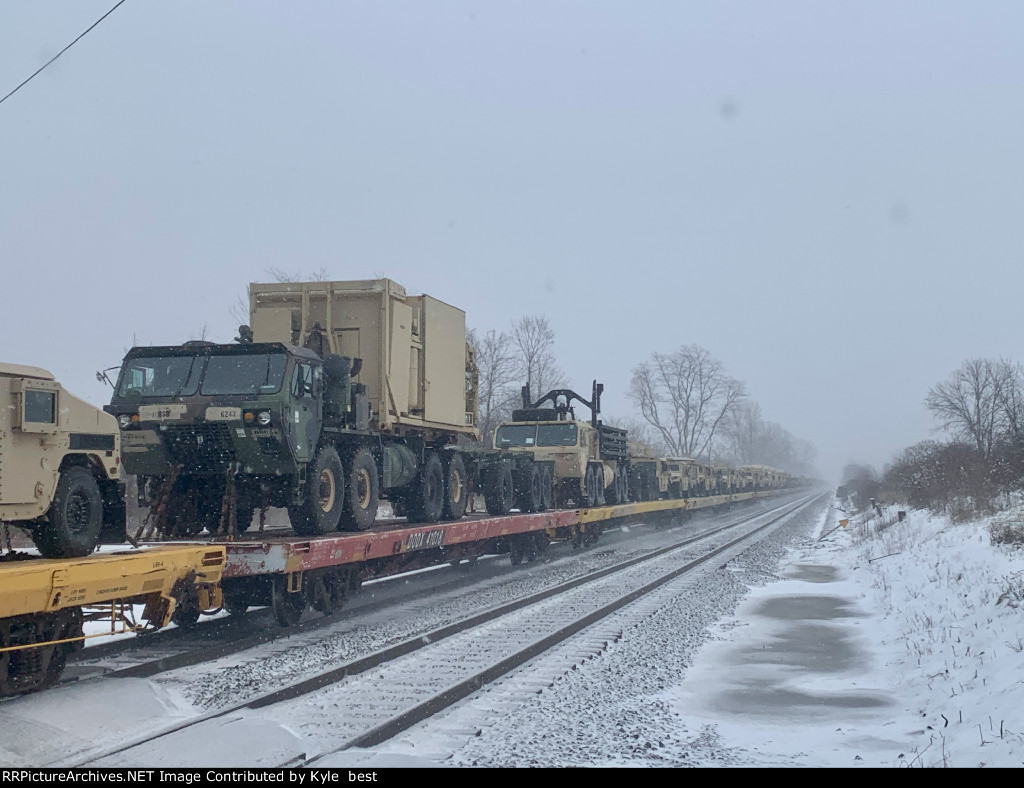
left=0, top=0, right=128, bottom=108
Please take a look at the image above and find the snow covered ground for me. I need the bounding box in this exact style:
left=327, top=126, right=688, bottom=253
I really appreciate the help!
left=8, top=494, right=1024, bottom=768
left=335, top=497, right=1024, bottom=768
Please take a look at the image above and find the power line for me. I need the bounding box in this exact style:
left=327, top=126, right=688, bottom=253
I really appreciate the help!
left=0, top=0, right=128, bottom=108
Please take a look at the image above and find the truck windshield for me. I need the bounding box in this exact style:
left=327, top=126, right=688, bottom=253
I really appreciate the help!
left=117, top=356, right=203, bottom=398
left=495, top=425, right=537, bottom=447
left=537, top=423, right=578, bottom=446
left=201, top=354, right=288, bottom=395
left=116, top=353, right=288, bottom=398
left=495, top=423, right=579, bottom=448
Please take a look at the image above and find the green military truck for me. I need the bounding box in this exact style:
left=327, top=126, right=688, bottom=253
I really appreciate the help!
left=106, top=279, right=482, bottom=537
left=1, top=362, right=125, bottom=557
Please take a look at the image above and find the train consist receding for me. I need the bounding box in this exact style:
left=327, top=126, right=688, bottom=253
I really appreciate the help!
left=0, top=278, right=802, bottom=695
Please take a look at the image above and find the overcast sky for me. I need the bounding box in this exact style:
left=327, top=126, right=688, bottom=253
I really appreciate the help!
left=2, top=1, right=1022, bottom=482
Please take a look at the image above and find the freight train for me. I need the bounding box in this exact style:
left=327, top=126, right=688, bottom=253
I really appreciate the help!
left=0, top=277, right=802, bottom=695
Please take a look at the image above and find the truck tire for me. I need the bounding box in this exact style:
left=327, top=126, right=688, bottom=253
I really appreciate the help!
left=515, top=466, right=543, bottom=513
left=441, top=453, right=469, bottom=521
left=582, top=465, right=598, bottom=507
left=407, top=450, right=444, bottom=523
left=605, top=466, right=624, bottom=505
left=484, top=464, right=514, bottom=515
left=595, top=465, right=606, bottom=507
left=540, top=467, right=553, bottom=512
left=289, top=447, right=344, bottom=535
left=35, top=468, right=103, bottom=559
left=339, top=446, right=379, bottom=532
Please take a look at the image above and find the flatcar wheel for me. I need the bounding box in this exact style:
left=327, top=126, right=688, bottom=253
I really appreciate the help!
left=0, top=611, right=80, bottom=697
left=509, top=537, right=524, bottom=566
left=171, top=584, right=201, bottom=629
left=271, top=576, right=306, bottom=627
left=524, top=534, right=539, bottom=562
left=570, top=525, right=583, bottom=550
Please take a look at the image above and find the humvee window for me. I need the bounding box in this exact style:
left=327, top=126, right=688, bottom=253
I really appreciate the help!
left=24, top=390, right=56, bottom=424
left=118, top=356, right=202, bottom=397
left=537, top=423, right=578, bottom=446
left=496, top=425, right=537, bottom=447
left=203, top=353, right=287, bottom=396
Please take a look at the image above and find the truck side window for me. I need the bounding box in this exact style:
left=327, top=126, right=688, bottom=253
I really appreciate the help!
left=24, top=390, right=56, bottom=424
left=292, top=364, right=314, bottom=398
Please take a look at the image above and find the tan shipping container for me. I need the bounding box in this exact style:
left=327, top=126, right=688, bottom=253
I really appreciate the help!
left=249, top=279, right=475, bottom=437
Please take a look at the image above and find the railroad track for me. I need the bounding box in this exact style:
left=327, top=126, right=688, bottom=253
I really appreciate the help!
left=53, top=493, right=821, bottom=767
left=61, top=496, right=799, bottom=685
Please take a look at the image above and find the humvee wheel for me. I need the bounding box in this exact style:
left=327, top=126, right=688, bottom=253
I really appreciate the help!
left=36, top=468, right=103, bottom=559
left=339, top=447, right=379, bottom=532
left=441, top=453, right=469, bottom=521
left=290, top=447, right=345, bottom=535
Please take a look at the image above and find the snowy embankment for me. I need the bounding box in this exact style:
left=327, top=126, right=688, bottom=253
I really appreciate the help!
left=678, top=501, right=1024, bottom=768
left=344, top=496, right=1024, bottom=768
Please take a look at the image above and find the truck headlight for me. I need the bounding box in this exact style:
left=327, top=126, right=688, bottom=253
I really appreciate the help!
left=118, top=414, right=132, bottom=428
left=257, top=411, right=272, bottom=426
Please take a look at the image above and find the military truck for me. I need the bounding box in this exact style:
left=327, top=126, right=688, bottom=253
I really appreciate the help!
left=105, top=279, right=480, bottom=537
left=0, top=363, right=125, bottom=557
left=491, top=382, right=629, bottom=509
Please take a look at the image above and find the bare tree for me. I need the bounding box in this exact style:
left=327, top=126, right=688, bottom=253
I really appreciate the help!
left=265, top=265, right=332, bottom=283
left=995, top=359, right=1024, bottom=444
left=604, top=415, right=667, bottom=457
left=468, top=328, right=520, bottom=442
left=511, top=316, right=567, bottom=402
left=926, top=358, right=1010, bottom=458
left=721, top=400, right=817, bottom=475
left=629, top=344, right=746, bottom=459
left=229, top=267, right=332, bottom=328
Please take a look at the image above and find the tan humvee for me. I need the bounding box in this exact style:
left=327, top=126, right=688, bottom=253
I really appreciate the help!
left=0, top=363, right=123, bottom=557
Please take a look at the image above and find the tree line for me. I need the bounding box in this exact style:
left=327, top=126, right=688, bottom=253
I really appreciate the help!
left=472, top=317, right=818, bottom=477
left=228, top=270, right=818, bottom=477
left=850, top=358, right=1024, bottom=519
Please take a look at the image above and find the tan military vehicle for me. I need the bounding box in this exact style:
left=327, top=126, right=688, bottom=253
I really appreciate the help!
left=715, top=463, right=739, bottom=495
left=493, top=382, right=628, bottom=508
left=0, top=363, right=124, bottom=557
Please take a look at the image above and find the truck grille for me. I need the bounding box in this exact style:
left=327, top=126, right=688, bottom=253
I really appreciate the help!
left=162, top=423, right=235, bottom=472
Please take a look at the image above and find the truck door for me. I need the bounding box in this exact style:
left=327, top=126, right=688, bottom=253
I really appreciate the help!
left=2, top=379, right=60, bottom=505
left=286, top=362, right=322, bottom=463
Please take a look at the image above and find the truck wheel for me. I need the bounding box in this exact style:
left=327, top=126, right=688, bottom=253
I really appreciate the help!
left=441, top=453, right=469, bottom=521
left=484, top=464, right=514, bottom=515
left=36, top=468, right=103, bottom=559
left=595, top=465, right=606, bottom=506
left=582, top=465, right=599, bottom=508
left=540, top=467, right=553, bottom=512
left=289, top=447, right=344, bottom=535
left=515, top=466, right=543, bottom=513
left=339, top=447, right=379, bottom=531
left=407, top=450, right=444, bottom=523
